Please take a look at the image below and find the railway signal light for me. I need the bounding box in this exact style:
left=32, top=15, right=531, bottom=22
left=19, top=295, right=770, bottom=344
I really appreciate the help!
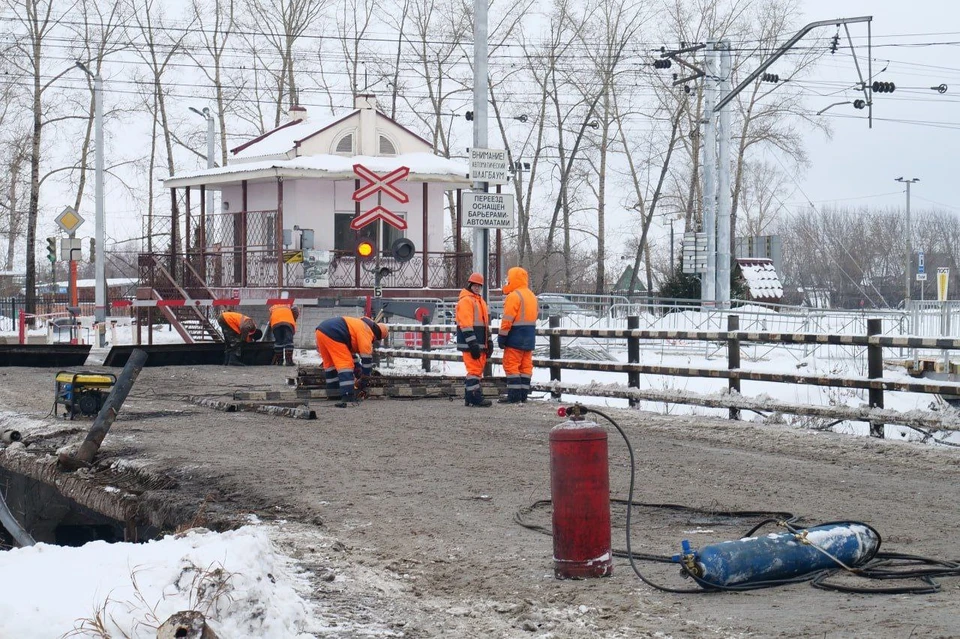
left=46, top=237, right=56, bottom=263
left=872, top=81, right=896, bottom=93
left=390, top=238, right=415, bottom=263
left=653, top=59, right=672, bottom=69
left=356, top=239, right=375, bottom=261
left=761, top=73, right=780, bottom=83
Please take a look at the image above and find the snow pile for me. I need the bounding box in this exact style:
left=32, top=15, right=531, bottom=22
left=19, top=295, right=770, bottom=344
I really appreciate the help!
left=0, top=526, right=317, bottom=638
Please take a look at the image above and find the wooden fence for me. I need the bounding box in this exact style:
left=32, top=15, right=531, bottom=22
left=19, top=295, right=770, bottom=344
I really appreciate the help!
left=378, top=315, right=960, bottom=438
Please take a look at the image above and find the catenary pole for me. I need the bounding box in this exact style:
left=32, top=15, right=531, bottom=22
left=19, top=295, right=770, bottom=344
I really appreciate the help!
left=472, top=0, right=489, bottom=300
left=717, top=41, right=732, bottom=308
left=77, top=61, right=106, bottom=346
left=701, top=42, right=717, bottom=306
left=896, top=177, right=919, bottom=305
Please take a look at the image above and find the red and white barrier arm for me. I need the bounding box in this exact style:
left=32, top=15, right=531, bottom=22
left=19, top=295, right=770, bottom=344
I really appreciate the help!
left=112, top=297, right=318, bottom=309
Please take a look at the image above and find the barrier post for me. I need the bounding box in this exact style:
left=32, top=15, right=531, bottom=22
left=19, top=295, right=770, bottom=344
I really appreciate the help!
left=867, top=317, right=884, bottom=438
left=18, top=309, right=25, bottom=345
left=627, top=315, right=640, bottom=407
left=549, top=315, right=561, bottom=397
left=421, top=315, right=432, bottom=373
left=727, top=314, right=741, bottom=420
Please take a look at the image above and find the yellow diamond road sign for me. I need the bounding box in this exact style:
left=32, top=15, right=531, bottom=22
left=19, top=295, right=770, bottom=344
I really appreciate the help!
left=55, top=206, right=85, bottom=234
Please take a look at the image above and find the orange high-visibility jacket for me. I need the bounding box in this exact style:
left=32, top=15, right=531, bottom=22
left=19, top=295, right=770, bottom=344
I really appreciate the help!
left=221, top=311, right=257, bottom=340
left=499, top=267, right=538, bottom=351
left=455, top=287, right=490, bottom=351
left=269, top=304, right=297, bottom=331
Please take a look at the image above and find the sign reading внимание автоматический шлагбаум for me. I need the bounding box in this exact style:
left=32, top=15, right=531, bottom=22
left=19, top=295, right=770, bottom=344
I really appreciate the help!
left=462, top=192, right=516, bottom=228
left=469, top=148, right=510, bottom=184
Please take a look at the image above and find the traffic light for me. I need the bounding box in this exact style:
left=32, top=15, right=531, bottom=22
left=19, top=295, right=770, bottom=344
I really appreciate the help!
left=652, top=59, right=672, bottom=69
left=355, top=238, right=376, bottom=261
left=89, top=238, right=95, bottom=264
left=872, top=81, right=895, bottom=93
left=761, top=72, right=780, bottom=83
left=46, top=237, right=56, bottom=264
left=390, top=238, right=415, bottom=263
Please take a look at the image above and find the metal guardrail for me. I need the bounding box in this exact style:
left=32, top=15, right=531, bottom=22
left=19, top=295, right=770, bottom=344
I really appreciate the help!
left=380, top=316, right=960, bottom=437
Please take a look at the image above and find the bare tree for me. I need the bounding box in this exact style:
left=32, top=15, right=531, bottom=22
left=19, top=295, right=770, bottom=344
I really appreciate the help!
left=2, top=0, right=78, bottom=313
left=73, top=0, right=129, bottom=212
left=242, top=0, right=330, bottom=128
left=337, top=0, right=377, bottom=97
left=577, top=0, right=647, bottom=294
left=736, top=159, right=788, bottom=237
left=129, top=0, right=191, bottom=254
left=185, top=0, right=238, bottom=166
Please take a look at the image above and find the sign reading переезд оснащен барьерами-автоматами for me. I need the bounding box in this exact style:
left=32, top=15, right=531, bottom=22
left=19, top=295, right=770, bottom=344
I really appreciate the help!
left=462, top=192, right=515, bottom=228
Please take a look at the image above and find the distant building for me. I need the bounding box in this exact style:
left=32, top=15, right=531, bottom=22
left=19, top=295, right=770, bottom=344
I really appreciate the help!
left=736, top=258, right=783, bottom=304
left=156, top=94, right=484, bottom=297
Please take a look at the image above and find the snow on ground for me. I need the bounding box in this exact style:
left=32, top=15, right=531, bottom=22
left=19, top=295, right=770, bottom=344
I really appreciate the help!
left=0, top=525, right=324, bottom=638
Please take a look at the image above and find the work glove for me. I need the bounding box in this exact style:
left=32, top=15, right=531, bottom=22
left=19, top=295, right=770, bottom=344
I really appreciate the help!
left=497, top=335, right=507, bottom=350
left=485, top=339, right=494, bottom=357
left=469, top=342, right=482, bottom=359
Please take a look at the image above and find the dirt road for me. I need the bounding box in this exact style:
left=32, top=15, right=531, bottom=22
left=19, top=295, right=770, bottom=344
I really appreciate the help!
left=2, top=364, right=959, bottom=638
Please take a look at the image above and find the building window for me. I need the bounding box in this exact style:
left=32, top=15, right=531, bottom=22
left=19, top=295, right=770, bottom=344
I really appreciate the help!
left=334, top=133, right=354, bottom=154
left=378, top=135, right=397, bottom=156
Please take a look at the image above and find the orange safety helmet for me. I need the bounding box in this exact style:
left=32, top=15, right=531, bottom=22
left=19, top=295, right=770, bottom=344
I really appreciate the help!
left=377, top=323, right=389, bottom=340
left=467, top=272, right=485, bottom=286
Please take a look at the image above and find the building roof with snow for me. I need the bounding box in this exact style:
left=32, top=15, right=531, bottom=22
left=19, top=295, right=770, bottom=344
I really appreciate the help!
left=164, top=95, right=469, bottom=188
left=736, top=258, right=783, bottom=302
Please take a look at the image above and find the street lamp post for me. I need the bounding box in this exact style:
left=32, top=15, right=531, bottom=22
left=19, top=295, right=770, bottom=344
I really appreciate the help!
left=76, top=61, right=106, bottom=347
left=895, top=177, right=919, bottom=305
left=189, top=106, right=215, bottom=238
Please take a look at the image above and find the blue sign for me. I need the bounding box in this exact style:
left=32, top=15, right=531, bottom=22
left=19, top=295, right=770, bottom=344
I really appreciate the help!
left=918, top=250, right=925, bottom=274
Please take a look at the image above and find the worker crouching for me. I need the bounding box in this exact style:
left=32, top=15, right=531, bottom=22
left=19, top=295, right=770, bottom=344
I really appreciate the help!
left=456, top=272, right=493, bottom=407
left=217, top=311, right=263, bottom=366
left=315, top=316, right=388, bottom=408
left=269, top=303, right=300, bottom=366
left=497, top=267, right=539, bottom=403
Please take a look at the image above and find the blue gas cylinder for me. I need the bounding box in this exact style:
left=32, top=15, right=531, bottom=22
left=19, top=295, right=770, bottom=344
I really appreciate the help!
left=678, top=522, right=880, bottom=587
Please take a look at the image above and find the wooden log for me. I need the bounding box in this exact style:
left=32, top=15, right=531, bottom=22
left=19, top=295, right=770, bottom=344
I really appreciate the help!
left=157, top=611, right=219, bottom=639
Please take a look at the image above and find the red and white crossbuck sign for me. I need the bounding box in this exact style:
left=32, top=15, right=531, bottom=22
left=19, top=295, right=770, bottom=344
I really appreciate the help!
left=350, top=163, right=410, bottom=231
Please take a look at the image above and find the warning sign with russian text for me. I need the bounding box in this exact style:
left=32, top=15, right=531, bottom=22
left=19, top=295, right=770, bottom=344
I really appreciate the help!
left=462, top=192, right=515, bottom=228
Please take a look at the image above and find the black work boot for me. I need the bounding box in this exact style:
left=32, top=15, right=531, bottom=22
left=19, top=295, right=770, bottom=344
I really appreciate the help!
left=284, top=350, right=295, bottom=366
left=271, top=353, right=283, bottom=366
left=467, top=389, right=492, bottom=407
left=498, top=389, right=523, bottom=404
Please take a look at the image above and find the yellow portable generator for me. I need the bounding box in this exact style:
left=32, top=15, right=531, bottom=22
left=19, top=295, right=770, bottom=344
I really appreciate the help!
left=54, top=371, right=116, bottom=419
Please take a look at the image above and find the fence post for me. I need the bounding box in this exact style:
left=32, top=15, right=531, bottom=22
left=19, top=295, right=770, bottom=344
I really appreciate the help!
left=421, top=315, right=431, bottom=373
left=867, top=317, right=884, bottom=438
left=549, top=315, right=561, bottom=397
left=627, top=315, right=640, bottom=407
left=727, top=314, right=741, bottom=420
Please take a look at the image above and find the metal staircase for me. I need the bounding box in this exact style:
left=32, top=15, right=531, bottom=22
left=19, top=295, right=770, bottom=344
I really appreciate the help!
left=143, top=255, right=223, bottom=344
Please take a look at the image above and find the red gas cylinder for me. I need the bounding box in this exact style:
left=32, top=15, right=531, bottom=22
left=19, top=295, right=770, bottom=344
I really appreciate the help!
left=549, top=419, right=613, bottom=579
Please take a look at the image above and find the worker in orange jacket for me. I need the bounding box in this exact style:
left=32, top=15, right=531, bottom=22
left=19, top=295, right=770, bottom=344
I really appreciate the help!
left=268, top=303, right=300, bottom=366
left=315, top=316, right=389, bottom=407
left=218, top=311, right=263, bottom=366
left=456, top=272, right=493, bottom=407
left=497, top=267, right=539, bottom=403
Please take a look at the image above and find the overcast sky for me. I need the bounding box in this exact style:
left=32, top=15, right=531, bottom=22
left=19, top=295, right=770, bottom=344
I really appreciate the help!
left=792, top=0, right=958, bottom=215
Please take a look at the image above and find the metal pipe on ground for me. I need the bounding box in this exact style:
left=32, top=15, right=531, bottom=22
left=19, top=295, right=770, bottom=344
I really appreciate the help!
left=59, top=348, right=149, bottom=470
left=0, top=489, right=35, bottom=547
